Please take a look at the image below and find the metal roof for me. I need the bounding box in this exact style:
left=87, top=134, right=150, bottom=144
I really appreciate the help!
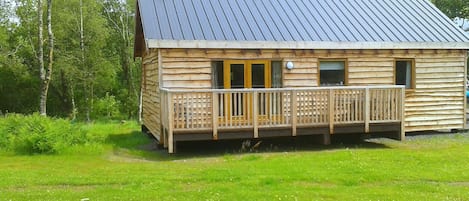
left=136, top=0, right=469, bottom=49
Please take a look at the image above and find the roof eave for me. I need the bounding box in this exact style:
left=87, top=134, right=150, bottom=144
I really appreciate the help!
left=146, top=40, right=469, bottom=50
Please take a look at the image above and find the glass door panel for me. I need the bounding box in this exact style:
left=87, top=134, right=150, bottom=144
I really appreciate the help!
left=251, top=63, right=267, bottom=115
left=230, top=64, right=245, bottom=89
left=223, top=61, right=246, bottom=118
left=221, top=60, right=271, bottom=122
left=230, top=64, right=244, bottom=116
left=251, top=64, right=265, bottom=88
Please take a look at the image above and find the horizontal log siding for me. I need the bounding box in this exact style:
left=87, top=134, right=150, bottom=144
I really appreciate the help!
left=142, top=49, right=161, bottom=140
left=406, top=55, right=466, bottom=131
left=159, top=49, right=466, bottom=132
left=160, top=50, right=212, bottom=89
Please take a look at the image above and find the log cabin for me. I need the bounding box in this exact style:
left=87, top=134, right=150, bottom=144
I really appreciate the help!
left=134, top=0, right=469, bottom=153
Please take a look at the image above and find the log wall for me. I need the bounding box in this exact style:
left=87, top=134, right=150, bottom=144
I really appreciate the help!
left=147, top=48, right=467, bottom=132
left=141, top=49, right=161, bottom=140
left=409, top=54, right=466, bottom=131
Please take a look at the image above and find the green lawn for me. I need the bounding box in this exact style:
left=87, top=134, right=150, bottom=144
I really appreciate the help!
left=1, top=122, right=469, bottom=200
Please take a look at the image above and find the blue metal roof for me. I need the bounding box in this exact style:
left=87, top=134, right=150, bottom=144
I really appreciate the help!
left=137, top=0, right=469, bottom=49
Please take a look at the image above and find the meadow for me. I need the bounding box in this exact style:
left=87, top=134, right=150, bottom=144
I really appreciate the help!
left=1, top=116, right=468, bottom=200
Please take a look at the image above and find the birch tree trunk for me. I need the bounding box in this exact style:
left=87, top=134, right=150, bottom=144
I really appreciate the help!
left=39, top=0, right=54, bottom=116
left=38, top=0, right=45, bottom=115
left=70, top=79, right=77, bottom=120
left=79, top=0, right=91, bottom=122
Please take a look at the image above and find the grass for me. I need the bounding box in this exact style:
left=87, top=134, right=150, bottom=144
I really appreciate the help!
left=1, top=122, right=469, bottom=201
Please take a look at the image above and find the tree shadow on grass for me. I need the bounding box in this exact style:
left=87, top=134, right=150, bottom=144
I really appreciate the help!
left=105, top=131, right=172, bottom=161
left=105, top=131, right=152, bottom=149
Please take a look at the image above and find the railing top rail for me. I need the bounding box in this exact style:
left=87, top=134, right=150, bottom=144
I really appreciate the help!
left=160, top=85, right=405, bottom=93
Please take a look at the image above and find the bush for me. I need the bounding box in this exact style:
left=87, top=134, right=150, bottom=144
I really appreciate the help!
left=0, top=114, right=101, bottom=154
left=92, top=92, right=122, bottom=120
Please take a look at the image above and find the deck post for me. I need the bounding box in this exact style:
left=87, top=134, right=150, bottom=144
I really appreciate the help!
left=167, top=92, right=175, bottom=153
left=291, top=90, right=297, bottom=136
left=400, top=87, right=406, bottom=141
left=323, top=133, right=331, bottom=145
left=365, top=88, right=370, bottom=133
left=163, top=91, right=168, bottom=148
left=162, top=92, right=167, bottom=147
left=163, top=131, right=168, bottom=148
left=253, top=92, right=259, bottom=138
left=212, top=92, right=219, bottom=140
left=160, top=126, right=168, bottom=148
left=329, top=89, right=335, bottom=134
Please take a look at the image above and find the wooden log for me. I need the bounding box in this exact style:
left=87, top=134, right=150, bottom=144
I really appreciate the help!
left=212, top=92, right=219, bottom=140
left=323, top=133, right=331, bottom=145
left=365, top=88, right=370, bottom=133
left=291, top=91, right=298, bottom=136
left=253, top=92, right=259, bottom=138
left=329, top=89, right=334, bottom=134
left=167, top=93, right=174, bottom=153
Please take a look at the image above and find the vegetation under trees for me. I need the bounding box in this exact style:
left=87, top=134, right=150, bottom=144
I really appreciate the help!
left=0, top=0, right=140, bottom=120
left=0, top=114, right=103, bottom=154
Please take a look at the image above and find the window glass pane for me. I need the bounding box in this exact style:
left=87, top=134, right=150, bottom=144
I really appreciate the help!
left=230, top=64, right=244, bottom=88
left=406, top=62, right=411, bottom=88
left=252, top=64, right=265, bottom=88
left=320, top=61, right=345, bottom=86
left=320, top=61, right=345, bottom=70
left=212, top=61, right=224, bottom=89
left=271, top=61, right=282, bottom=88
left=395, top=60, right=412, bottom=89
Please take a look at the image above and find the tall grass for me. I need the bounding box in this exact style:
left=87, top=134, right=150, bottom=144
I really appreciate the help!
left=0, top=114, right=106, bottom=154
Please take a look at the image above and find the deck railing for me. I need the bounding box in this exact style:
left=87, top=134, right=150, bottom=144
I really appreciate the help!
left=160, top=86, right=405, bottom=153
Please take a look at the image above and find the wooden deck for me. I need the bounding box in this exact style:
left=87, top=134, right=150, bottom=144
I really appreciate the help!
left=159, top=86, right=405, bottom=153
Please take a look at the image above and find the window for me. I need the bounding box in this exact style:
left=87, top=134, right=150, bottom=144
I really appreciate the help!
left=395, top=60, right=414, bottom=89
left=271, top=61, right=282, bottom=88
left=212, top=60, right=282, bottom=89
left=320, top=60, right=345, bottom=86
left=212, top=61, right=224, bottom=89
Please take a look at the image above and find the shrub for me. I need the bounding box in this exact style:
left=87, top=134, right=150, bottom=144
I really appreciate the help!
left=0, top=114, right=100, bottom=154
left=92, top=93, right=122, bottom=120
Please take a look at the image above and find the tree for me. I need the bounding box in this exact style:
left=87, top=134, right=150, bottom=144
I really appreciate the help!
left=51, top=0, right=117, bottom=120
left=432, top=0, right=469, bottom=19
left=432, top=0, right=469, bottom=31
left=0, top=1, right=38, bottom=114
left=1, top=0, right=140, bottom=120
left=38, top=0, right=54, bottom=116
left=103, top=0, right=141, bottom=119
left=37, top=0, right=45, bottom=114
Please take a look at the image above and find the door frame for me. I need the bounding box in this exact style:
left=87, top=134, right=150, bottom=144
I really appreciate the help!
left=223, top=60, right=271, bottom=89
left=221, top=60, right=271, bottom=121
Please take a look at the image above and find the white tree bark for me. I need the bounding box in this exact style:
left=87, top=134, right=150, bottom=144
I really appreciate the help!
left=38, top=0, right=46, bottom=115
left=39, top=0, right=54, bottom=116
